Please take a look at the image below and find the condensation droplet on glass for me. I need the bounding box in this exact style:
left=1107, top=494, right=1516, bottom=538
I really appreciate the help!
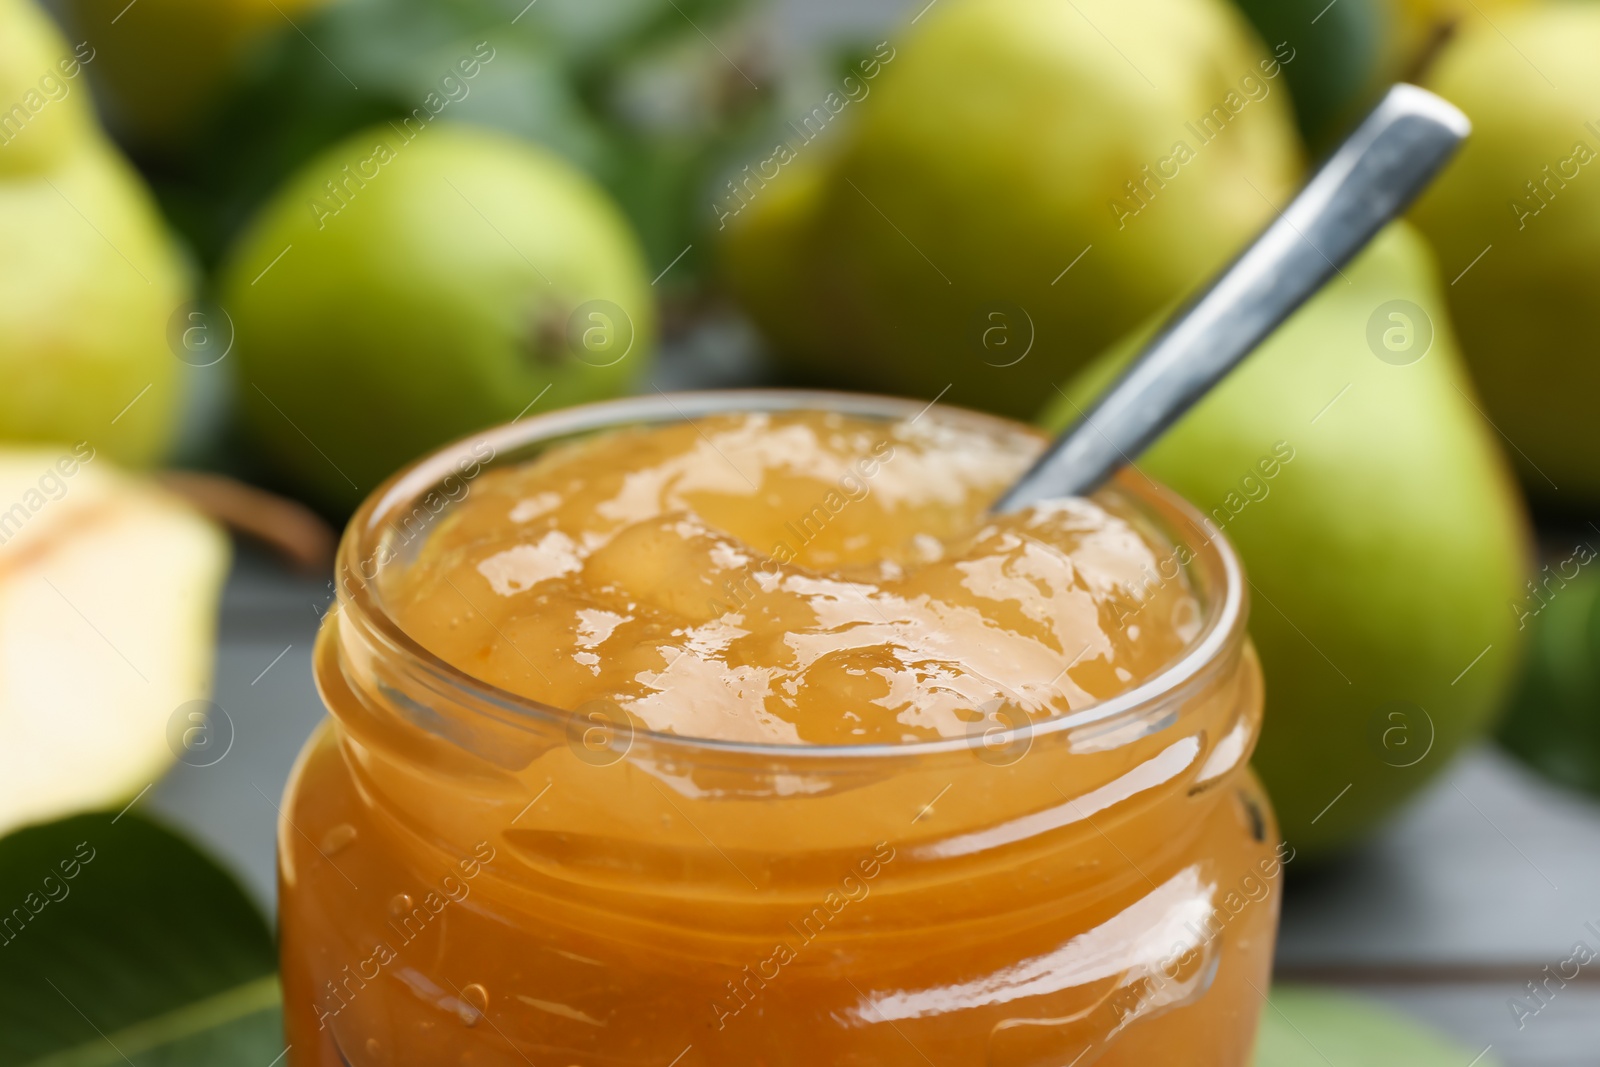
left=456, top=982, right=490, bottom=1026
left=320, top=823, right=357, bottom=854
left=364, top=1037, right=383, bottom=1059
left=463, top=982, right=490, bottom=1016
left=388, top=893, right=414, bottom=917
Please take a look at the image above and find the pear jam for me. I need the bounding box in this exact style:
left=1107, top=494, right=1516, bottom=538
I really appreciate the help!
left=387, top=412, right=1202, bottom=743
left=278, top=402, right=1282, bottom=1066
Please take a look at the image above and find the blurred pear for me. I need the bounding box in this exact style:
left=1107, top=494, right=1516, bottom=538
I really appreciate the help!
left=221, top=123, right=656, bottom=512
left=0, top=0, right=95, bottom=172
left=1043, top=225, right=1530, bottom=855
left=722, top=0, right=1302, bottom=418
left=62, top=0, right=334, bottom=151
left=1411, top=2, right=1600, bottom=500
left=0, top=0, right=191, bottom=466
left=1387, top=0, right=1533, bottom=75
left=1227, top=0, right=1532, bottom=151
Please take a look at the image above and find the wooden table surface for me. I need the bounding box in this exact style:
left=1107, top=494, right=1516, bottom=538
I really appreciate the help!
left=151, top=549, right=1600, bottom=1066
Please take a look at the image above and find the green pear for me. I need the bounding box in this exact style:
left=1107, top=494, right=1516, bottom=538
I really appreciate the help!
left=1384, top=0, right=1534, bottom=66
left=0, top=446, right=229, bottom=837
left=1410, top=3, right=1600, bottom=500
left=1, top=145, right=192, bottom=466
left=1225, top=0, right=1535, bottom=152
left=722, top=0, right=1302, bottom=418
left=0, top=0, right=95, bottom=173
left=221, top=123, right=656, bottom=512
left=1042, top=224, right=1530, bottom=855
left=0, top=0, right=191, bottom=467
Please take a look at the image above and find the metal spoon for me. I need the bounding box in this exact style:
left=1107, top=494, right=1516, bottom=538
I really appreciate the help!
left=993, top=83, right=1469, bottom=513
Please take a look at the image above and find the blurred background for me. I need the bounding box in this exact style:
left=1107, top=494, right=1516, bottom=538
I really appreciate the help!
left=2, top=0, right=1599, bottom=1062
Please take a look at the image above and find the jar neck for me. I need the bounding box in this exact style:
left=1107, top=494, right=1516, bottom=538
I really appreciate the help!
left=316, top=587, right=1258, bottom=919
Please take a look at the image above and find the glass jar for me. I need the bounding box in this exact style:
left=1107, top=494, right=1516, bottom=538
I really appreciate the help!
left=279, top=391, right=1283, bottom=1067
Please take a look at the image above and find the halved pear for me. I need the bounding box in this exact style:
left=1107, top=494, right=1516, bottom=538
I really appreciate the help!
left=0, top=448, right=229, bottom=837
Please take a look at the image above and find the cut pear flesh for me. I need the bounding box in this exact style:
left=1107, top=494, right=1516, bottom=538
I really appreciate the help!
left=0, top=448, right=228, bottom=837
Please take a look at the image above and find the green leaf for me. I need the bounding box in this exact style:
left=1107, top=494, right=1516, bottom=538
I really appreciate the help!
left=1227, top=0, right=1388, bottom=152
left=1256, top=985, right=1498, bottom=1066
left=0, top=811, right=281, bottom=1066
left=1497, top=562, right=1600, bottom=797
left=163, top=0, right=767, bottom=273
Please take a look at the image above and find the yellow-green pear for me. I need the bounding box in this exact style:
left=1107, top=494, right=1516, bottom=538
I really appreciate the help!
left=1386, top=0, right=1533, bottom=71
left=0, top=447, right=229, bottom=836
left=0, top=0, right=95, bottom=173
left=0, top=0, right=191, bottom=466
left=61, top=0, right=335, bottom=150
left=1043, top=224, right=1530, bottom=855
left=221, top=123, right=656, bottom=512
left=1411, top=2, right=1600, bottom=499
left=723, top=0, right=1302, bottom=417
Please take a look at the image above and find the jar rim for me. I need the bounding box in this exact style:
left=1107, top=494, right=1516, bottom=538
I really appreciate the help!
left=334, top=388, right=1248, bottom=761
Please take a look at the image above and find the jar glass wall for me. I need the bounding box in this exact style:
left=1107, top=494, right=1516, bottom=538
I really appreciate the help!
left=278, top=391, right=1283, bottom=1067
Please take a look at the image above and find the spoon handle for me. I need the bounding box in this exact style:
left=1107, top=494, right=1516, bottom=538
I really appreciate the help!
left=993, top=84, right=1469, bottom=513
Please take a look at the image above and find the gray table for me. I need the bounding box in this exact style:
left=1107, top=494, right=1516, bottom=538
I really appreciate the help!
left=153, top=549, right=1600, bottom=1067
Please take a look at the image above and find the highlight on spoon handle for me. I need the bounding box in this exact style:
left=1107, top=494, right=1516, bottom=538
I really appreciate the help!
left=993, top=84, right=1469, bottom=513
